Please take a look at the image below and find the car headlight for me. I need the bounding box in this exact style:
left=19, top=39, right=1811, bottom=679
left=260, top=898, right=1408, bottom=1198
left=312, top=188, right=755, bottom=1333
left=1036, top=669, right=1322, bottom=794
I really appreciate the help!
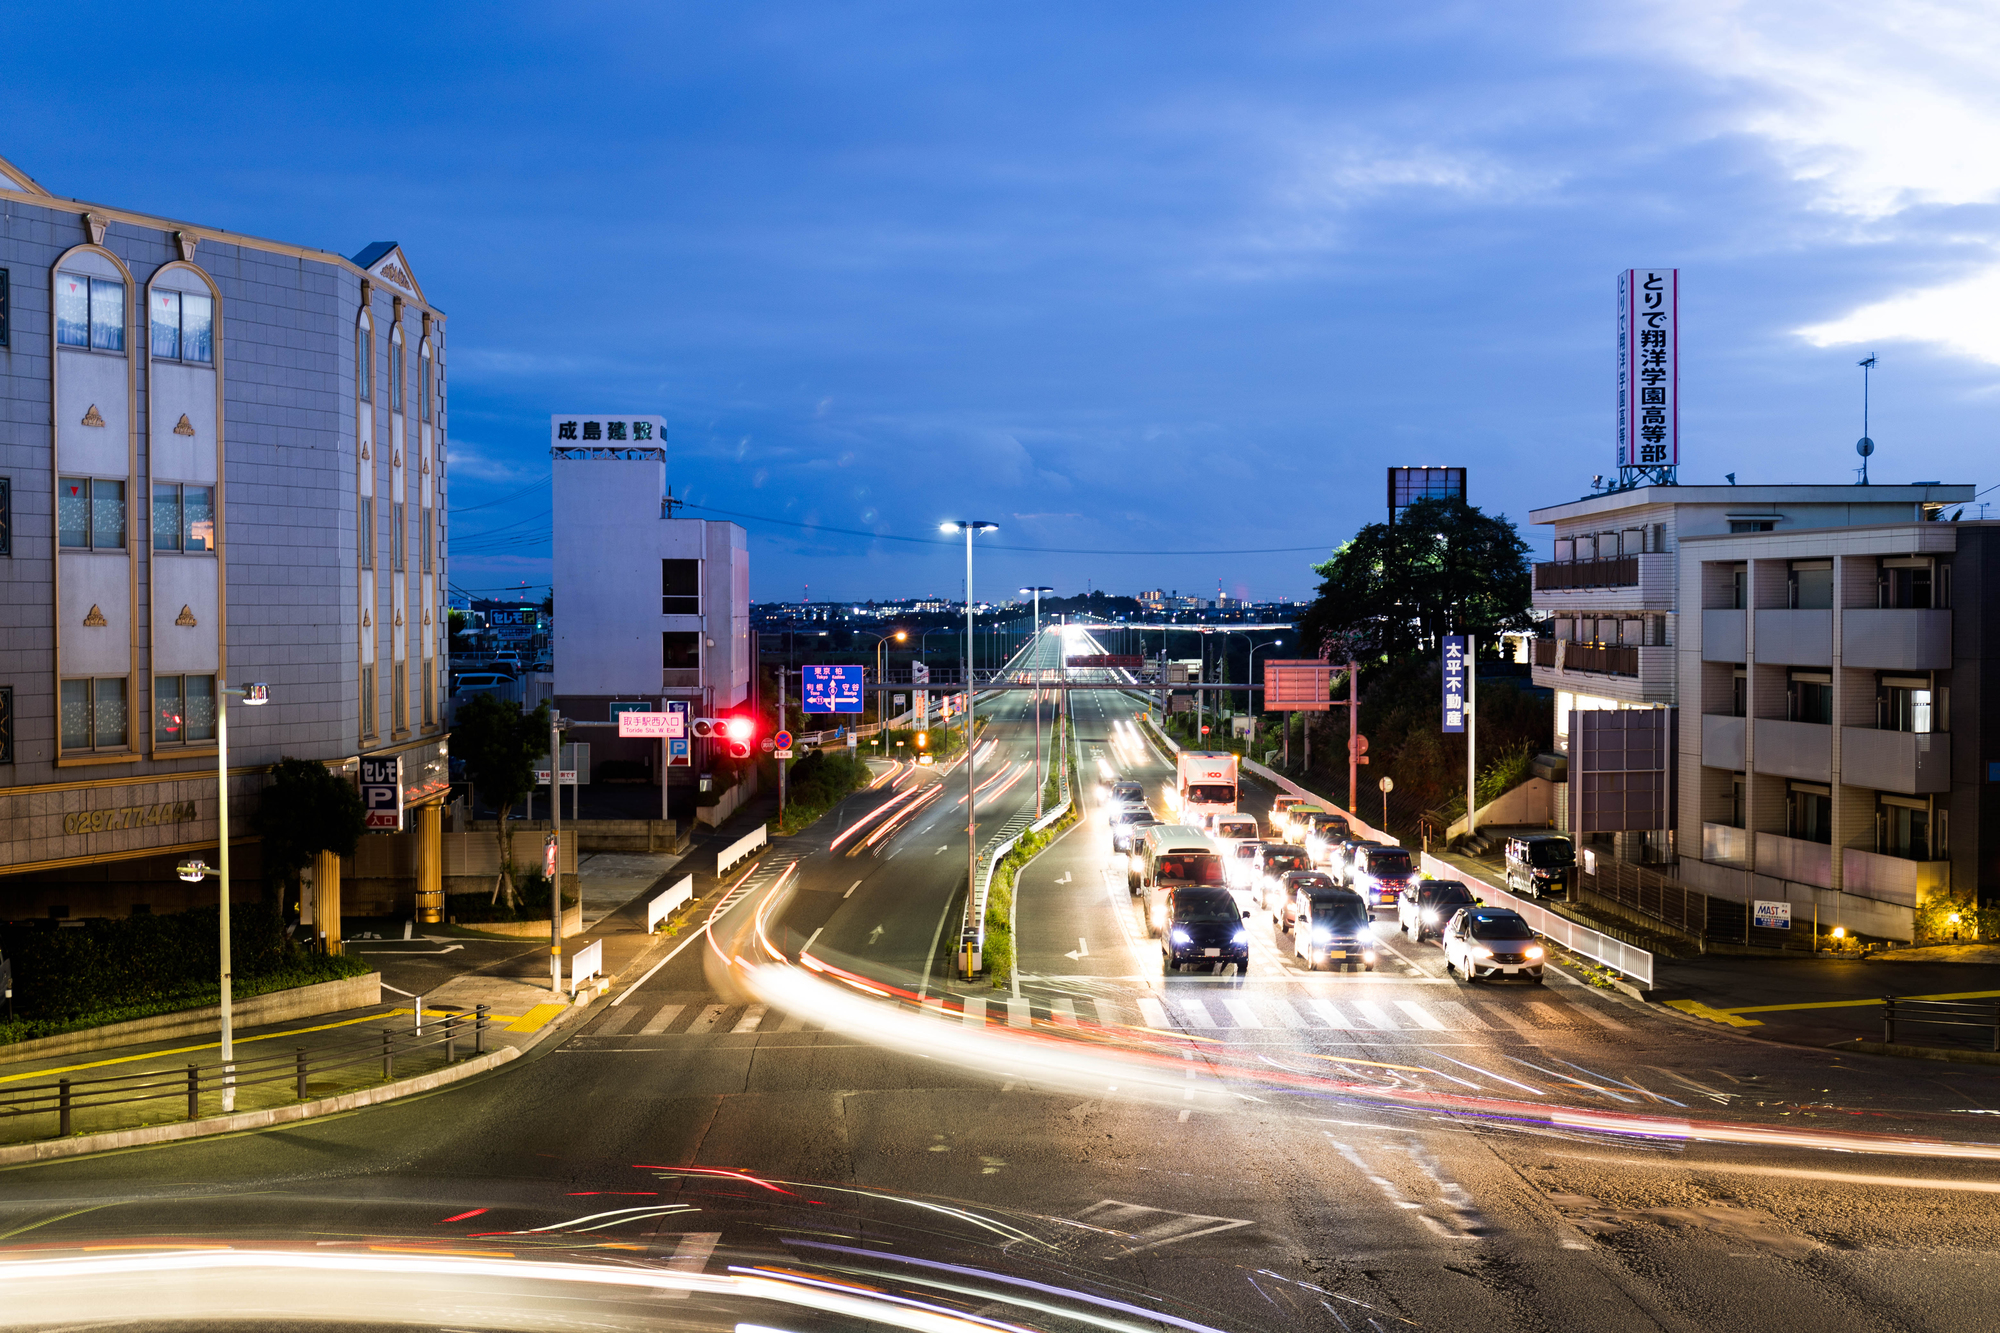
left=1362, top=950, right=1377, bottom=962
left=1420, top=909, right=1437, bottom=923
left=1526, top=945, right=1545, bottom=959
left=1169, top=928, right=1191, bottom=945
left=1312, top=928, right=1331, bottom=941
left=1231, top=930, right=1248, bottom=945
left=1473, top=945, right=1494, bottom=958
left=1129, top=855, right=1142, bottom=871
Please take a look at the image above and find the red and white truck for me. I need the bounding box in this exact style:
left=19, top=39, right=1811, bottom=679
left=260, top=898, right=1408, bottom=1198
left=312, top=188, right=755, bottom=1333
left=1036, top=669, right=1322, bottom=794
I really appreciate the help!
left=1166, top=751, right=1239, bottom=830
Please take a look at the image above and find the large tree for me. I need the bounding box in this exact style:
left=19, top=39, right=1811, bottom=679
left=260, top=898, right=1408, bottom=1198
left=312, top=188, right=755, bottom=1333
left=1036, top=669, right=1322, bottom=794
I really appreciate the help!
left=1296, top=496, right=1533, bottom=663
left=254, top=758, right=367, bottom=897
left=453, top=695, right=552, bottom=911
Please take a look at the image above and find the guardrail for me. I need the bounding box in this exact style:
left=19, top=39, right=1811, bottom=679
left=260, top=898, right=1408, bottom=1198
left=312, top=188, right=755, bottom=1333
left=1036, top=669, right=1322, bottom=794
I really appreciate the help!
left=965, top=699, right=1081, bottom=961
left=1884, top=997, right=2000, bottom=1050
left=0, top=1007, right=490, bottom=1143
left=718, top=825, right=767, bottom=877
left=647, top=874, right=694, bottom=931
left=570, top=939, right=604, bottom=991
left=1419, top=851, right=1654, bottom=987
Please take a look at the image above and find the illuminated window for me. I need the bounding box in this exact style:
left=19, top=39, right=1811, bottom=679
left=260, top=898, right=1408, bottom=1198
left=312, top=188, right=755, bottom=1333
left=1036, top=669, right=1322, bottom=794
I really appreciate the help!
left=154, top=674, right=217, bottom=745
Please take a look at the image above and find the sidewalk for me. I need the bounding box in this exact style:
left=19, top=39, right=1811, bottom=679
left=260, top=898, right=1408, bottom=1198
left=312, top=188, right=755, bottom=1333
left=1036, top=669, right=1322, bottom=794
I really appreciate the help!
left=0, top=795, right=780, bottom=1164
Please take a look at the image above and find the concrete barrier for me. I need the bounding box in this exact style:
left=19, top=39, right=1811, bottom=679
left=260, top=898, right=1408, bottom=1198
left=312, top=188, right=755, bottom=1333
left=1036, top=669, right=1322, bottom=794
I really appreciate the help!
left=647, top=875, right=694, bottom=932
left=718, top=824, right=768, bottom=877
left=570, top=938, right=604, bottom=990
left=454, top=902, right=584, bottom=939
left=0, top=973, right=384, bottom=1064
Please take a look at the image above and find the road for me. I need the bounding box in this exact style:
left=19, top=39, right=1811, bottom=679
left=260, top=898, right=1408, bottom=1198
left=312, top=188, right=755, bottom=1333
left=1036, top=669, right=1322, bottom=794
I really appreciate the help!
left=7, top=627, right=2000, bottom=1331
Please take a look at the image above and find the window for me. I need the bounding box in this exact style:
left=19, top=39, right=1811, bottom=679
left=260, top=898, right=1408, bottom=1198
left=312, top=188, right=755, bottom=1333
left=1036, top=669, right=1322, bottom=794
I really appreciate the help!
left=56, top=272, right=124, bottom=352
left=361, top=664, right=377, bottom=738
left=1880, top=677, right=1939, bottom=734
left=360, top=496, right=374, bottom=569
left=0, top=685, right=12, bottom=764
left=1787, top=782, right=1832, bottom=844
left=1879, top=797, right=1932, bottom=861
left=151, top=484, right=215, bottom=553
left=1788, top=671, right=1832, bottom=725
left=149, top=289, right=214, bottom=363
left=662, top=559, right=700, bottom=614
left=1788, top=561, right=1833, bottom=609
left=392, top=662, right=407, bottom=732
left=663, top=631, right=701, bottom=670
left=1730, top=519, right=1776, bottom=533
left=1731, top=668, right=1746, bottom=718
left=421, top=507, right=433, bottom=573
left=60, top=677, right=128, bottom=751
left=421, top=659, right=435, bottom=726
left=392, top=502, right=406, bottom=571
left=0, top=268, right=9, bottom=346
left=358, top=324, right=373, bottom=403
left=1878, top=560, right=1934, bottom=609
left=58, top=477, right=126, bottom=549
left=390, top=331, right=404, bottom=413
left=420, top=350, right=433, bottom=423
left=153, top=674, right=217, bottom=746
left=0, top=477, right=10, bottom=556
left=1731, top=565, right=1746, bottom=609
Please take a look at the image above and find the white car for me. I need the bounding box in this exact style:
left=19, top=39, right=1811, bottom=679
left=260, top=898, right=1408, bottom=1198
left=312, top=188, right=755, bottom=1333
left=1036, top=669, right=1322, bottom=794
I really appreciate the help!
left=1225, top=841, right=1265, bottom=890
left=1441, top=907, right=1546, bottom=983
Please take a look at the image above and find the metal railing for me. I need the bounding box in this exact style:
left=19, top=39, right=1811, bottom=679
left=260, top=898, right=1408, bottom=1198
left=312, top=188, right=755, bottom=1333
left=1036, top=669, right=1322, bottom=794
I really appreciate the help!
left=1579, top=857, right=1708, bottom=939
left=1883, top=997, right=2000, bottom=1051
left=1558, top=643, right=1640, bottom=676
left=1420, top=852, right=1654, bottom=987
left=0, top=1007, right=490, bottom=1142
left=1534, top=556, right=1639, bottom=590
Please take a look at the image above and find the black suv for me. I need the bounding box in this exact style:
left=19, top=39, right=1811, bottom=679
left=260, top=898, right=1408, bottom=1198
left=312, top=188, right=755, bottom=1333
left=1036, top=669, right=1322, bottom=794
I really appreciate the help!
left=1163, top=886, right=1251, bottom=976
left=1505, top=834, right=1575, bottom=899
left=1396, top=879, right=1479, bottom=943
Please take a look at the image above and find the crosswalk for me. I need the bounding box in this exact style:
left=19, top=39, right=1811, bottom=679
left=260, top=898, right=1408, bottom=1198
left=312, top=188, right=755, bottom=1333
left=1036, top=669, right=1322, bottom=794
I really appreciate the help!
left=583, top=985, right=1634, bottom=1042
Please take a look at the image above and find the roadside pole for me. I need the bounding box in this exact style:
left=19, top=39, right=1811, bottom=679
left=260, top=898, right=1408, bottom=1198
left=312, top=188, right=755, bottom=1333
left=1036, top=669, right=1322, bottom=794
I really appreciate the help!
left=779, top=670, right=788, bottom=824
left=1465, top=635, right=1478, bottom=842
left=1346, top=658, right=1359, bottom=816
left=549, top=707, right=563, bottom=996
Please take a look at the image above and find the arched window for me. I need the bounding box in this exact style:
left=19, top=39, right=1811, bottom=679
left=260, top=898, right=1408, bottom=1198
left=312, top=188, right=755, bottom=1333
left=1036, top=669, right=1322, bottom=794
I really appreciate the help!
left=419, top=341, right=433, bottom=423
left=390, top=324, right=405, bottom=413
left=357, top=311, right=373, bottom=403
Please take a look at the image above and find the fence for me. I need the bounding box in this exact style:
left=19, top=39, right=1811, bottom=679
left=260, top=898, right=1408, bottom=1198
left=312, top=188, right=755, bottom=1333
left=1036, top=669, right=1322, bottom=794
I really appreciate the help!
left=570, top=939, right=604, bottom=990
left=1534, top=556, right=1638, bottom=590
left=1883, top=997, right=2000, bottom=1051
left=1579, top=856, right=1709, bottom=939
left=717, top=824, right=767, bottom=877
left=0, top=1007, right=490, bottom=1144
left=967, top=703, right=1081, bottom=957
left=1421, top=851, right=1655, bottom=988
left=647, top=874, right=694, bottom=932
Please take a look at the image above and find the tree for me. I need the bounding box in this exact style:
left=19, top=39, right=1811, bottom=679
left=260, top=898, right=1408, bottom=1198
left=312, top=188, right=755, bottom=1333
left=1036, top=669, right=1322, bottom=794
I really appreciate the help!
left=453, top=694, right=551, bottom=911
left=254, top=758, right=367, bottom=896
left=1296, top=496, right=1532, bottom=663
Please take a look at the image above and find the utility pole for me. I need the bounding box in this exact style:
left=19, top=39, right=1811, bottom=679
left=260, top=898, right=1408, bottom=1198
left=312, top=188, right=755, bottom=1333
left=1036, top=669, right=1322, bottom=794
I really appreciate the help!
left=779, top=670, right=788, bottom=823
left=1347, top=659, right=1360, bottom=816
left=1465, top=635, right=1478, bottom=841
left=549, top=706, right=563, bottom=996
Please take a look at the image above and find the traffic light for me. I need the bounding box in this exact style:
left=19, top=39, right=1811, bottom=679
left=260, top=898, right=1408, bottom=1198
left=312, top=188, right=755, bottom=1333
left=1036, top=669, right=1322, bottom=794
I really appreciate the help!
left=690, top=716, right=756, bottom=758
left=725, top=714, right=754, bottom=759
left=916, top=732, right=927, bottom=748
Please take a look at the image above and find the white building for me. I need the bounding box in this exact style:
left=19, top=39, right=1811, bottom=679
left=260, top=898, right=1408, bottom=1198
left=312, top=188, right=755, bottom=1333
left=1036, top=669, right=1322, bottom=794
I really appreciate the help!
left=551, top=437, right=749, bottom=776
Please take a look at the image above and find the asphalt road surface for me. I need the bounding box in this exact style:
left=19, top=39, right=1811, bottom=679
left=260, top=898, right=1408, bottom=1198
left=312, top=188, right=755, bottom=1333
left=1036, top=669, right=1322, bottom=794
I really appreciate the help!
left=7, top=629, right=2000, bottom=1332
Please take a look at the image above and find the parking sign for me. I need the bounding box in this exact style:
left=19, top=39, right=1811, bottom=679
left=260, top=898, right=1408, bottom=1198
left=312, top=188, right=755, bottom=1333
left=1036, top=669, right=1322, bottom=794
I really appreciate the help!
left=359, top=755, right=404, bottom=831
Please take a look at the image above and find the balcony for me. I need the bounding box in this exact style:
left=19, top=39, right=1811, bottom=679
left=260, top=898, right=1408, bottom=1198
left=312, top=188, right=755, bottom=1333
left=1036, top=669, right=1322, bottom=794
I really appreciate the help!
left=1752, top=718, right=1831, bottom=783
left=1534, top=555, right=1637, bottom=590
left=1843, top=608, right=1951, bottom=670
left=1557, top=643, right=1639, bottom=676
left=1701, top=821, right=1749, bottom=866
left=661, top=668, right=701, bottom=689
left=1700, top=608, right=1746, bottom=662
left=1753, top=609, right=1831, bottom=666
left=1841, top=846, right=1949, bottom=909
left=1755, top=830, right=1833, bottom=889
left=1700, top=714, right=1745, bottom=770
left=1840, top=727, right=1950, bottom=795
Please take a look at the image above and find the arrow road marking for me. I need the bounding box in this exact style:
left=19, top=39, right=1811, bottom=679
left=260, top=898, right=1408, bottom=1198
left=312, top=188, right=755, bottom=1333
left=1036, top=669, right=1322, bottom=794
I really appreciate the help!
left=868, top=924, right=885, bottom=945
left=353, top=944, right=464, bottom=955
left=1063, top=937, right=1091, bottom=961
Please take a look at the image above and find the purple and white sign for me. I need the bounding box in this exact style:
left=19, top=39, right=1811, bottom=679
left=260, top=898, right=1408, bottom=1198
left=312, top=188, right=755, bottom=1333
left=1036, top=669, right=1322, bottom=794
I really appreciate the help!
left=1442, top=636, right=1467, bottom=734
left=1616, top=268, right=1677, bottom=473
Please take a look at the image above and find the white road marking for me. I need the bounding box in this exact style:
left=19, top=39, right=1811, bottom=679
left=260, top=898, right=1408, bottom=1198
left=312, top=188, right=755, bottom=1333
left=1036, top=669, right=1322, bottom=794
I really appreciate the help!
left=1395, top=999, right=1447, bottom=1031
left=845, top=880, right=861, bottom=897
left=962, top=997, right=987, bottom=1026
left=1352, top=1000, right=1398, bottom=1030
left=638, top=1003, right=685, bottom=1035
left=731, top=1005, right=767, bottom=1033
left=1307, top=998, right=1356, bottom=1028
left=1176, top=996, right=1218, bottom=1026
left=655, top=1232, right=722, bottom=1298
left=685, top=1004, right=728, bottom=1035
left=1567, top=1001, right=1631, bottom=1030
left=1138, top=998, right=1172, bottom=1029
left=1051, top=998, right=1079, bottom=1026
left=1221, top=997, right=1263, bottom=1028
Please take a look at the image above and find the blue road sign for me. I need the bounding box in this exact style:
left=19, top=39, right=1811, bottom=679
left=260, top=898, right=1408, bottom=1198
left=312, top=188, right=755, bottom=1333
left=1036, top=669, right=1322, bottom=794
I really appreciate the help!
left=802, top=665, right=865, bottom=714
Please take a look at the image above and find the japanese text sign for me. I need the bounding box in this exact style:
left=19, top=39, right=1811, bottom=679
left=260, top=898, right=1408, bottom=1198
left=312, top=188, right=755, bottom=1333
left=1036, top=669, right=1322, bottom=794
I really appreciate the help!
left=549, top=414, right=667, bottom=449
left=802, top=665, right=865, bottom=714
left=617, top=710, right=678, bottom=739
left=1616, top=268, right=1677, bottom=473
left=359, top=755, right=404, bottom=831
left=1442, top=636, right=1467, bottom=733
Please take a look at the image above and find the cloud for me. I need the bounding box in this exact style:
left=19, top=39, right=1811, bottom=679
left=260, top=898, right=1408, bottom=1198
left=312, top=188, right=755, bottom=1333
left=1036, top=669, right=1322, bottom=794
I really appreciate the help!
left=1797, top=260, right=2000, bottom=364
left=445, top=437, right=539, bottom=483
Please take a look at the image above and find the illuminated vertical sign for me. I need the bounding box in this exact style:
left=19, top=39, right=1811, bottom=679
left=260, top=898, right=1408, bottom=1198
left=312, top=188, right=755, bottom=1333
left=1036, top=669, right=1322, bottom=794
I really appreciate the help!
left=1441, top=636, right=1467, bottom=734
left=1616, top=268, right=1678, bottom=474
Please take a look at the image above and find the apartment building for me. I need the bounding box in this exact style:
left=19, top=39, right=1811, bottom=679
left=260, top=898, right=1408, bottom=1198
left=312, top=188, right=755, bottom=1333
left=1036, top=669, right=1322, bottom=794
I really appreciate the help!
left=0, top=152, right=449, bottom=933
left=1528, top=481, right=1984, bottom=937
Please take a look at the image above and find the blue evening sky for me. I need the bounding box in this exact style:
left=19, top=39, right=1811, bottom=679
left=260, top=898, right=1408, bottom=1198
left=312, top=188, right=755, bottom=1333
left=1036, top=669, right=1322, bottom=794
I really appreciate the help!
left=8, top=2, right=1998, bottom=602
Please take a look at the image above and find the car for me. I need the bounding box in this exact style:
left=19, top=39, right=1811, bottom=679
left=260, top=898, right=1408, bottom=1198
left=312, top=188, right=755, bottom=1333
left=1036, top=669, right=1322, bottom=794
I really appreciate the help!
left=1212, top=814, right=1261, bottom=845
left=1283, top=886, right=1377, bottom=971
left=1442, top=907, right=1546, bottom=982
left=1107, top=780, right=1147, bottom=807
left=1250, top=844, right=1314, bottom=909
left=1108, top=806, right=1151, bottom=853
left=1329, top=837, right=1381, bottom=883
left=1505, top=834, right=1576, bottom=899
left=1225, top=840, right=1266, bottom=889
left=1162, top=885, right=1251, bottom=975
left=1347, top=845, right=1418, bottom=908
left=1396, top=879, right=1479, bottom=942
left=1270, top=870, right=1338, bottom=930
left=1275, top=802, right=1326, bottom=843
left=1300, top=813, right=1353, bottom=865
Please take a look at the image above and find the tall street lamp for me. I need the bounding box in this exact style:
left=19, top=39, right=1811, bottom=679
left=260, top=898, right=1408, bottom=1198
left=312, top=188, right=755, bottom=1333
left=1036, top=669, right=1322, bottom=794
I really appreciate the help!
left=1020, top=587, right=1053, bottom=816
left=211, top=677, right=269, bottom=1112
left=1246, top=636, right=1285, bottom=744
left=943, top=521, right=998, bottom=917
left=870, top=629, right=908, bottom=732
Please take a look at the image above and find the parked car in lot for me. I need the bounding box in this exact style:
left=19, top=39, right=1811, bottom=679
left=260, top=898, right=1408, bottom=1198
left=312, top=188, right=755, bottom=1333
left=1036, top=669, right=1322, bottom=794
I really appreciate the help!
left=1441, top=907, right=1545, bottom=983
left=1396, top=879, right=1479, bottom=942
left=1282, top=885, right=1376, bottom=972
left=1346, top=844, right=1418, bottom=908
left=1162, top=885, right=1251, bottom=975
left=1505, top=834, right=1576, bottom=899
left=1250, top=844, right=1314, bottom=909
left=1270, top=870, right=1338, bottom=930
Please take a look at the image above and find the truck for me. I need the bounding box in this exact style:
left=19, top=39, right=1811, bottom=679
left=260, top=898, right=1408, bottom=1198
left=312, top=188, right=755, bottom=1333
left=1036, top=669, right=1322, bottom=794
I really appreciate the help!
left=1166, top=751, right=1239, bottom=831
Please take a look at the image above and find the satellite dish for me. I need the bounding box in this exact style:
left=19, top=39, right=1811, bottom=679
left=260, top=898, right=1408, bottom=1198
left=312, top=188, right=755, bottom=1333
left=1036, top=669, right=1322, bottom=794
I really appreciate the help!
left=1856, top=437, right=1875, bottom=457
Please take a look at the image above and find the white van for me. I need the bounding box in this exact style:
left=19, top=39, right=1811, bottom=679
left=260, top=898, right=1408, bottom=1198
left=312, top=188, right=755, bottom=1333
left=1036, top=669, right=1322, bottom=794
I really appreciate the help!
left=1130, top=824, right=1221, bottom=937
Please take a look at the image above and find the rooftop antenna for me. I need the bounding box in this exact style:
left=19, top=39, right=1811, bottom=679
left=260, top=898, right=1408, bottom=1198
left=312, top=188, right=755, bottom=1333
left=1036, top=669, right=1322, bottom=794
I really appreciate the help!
left=662, top=482, right=684, bottom=517
left=1855, top=354, right=1877, bottom=486
left=1725, top=472, right=1736, bottom=485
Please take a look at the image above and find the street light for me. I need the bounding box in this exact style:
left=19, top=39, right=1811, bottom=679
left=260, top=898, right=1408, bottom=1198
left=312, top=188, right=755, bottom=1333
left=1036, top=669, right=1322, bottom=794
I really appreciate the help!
left=942, top=521, right=999, bottom=925
left=1243, top=635, right=1285, bottom=736
left=869, top=630, right=908, bottom=730
left=214, top=677, right=270, bottom=1112
left=1021, top=587, right=1054, bottom=817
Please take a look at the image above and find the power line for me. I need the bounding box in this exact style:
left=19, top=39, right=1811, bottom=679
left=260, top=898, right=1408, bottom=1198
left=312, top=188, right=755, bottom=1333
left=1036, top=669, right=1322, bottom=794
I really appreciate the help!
left=448, top=475, right=551, bottom=515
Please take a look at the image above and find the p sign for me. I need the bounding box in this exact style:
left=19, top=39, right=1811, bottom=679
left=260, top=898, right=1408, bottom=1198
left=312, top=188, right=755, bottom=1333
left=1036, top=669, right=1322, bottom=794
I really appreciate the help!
left=359, top=755, right=404, bottom=831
